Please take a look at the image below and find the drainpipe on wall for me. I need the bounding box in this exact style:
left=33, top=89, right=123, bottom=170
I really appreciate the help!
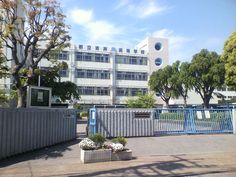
left=110, top=47, right=116, bottom=105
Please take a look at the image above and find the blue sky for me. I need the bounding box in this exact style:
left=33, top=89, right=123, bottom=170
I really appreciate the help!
left=59, top=0, right=236, bottom=63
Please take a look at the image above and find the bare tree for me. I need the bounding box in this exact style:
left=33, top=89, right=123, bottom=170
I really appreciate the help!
left=0, top=0, right=71, bottom=107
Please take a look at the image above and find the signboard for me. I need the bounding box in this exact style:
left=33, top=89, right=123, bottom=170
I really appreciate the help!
left=205, top=111, right=211, bottom=119
left=27, top=86, right=52, bottom=108
left=196, top=111, right=202, bottom=119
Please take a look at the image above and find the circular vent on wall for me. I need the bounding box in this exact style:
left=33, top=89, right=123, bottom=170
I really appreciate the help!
left=155, top=42, right=162, bottom=51
left=155, top=58, right=162, bottom=66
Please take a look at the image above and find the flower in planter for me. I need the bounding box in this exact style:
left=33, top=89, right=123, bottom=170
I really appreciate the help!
left=110, top=143, right=124, bottom=152
left=79, top=138, right=96, bottom=150
left=112, top=137, right=127, bottom=147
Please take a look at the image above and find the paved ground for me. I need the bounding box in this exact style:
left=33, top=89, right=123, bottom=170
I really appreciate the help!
left=0, top=122, right=236, bottom=177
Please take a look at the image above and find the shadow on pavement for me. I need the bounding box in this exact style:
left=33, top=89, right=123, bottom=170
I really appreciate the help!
left=58, top=155, right=235, bottom=177
left=0, top=138, right=81, bottom=168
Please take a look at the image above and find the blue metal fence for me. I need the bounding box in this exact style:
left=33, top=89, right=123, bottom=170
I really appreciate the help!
left=89, top=108, right=234, bottom=137
left=154, top=108, right=233, bottom=135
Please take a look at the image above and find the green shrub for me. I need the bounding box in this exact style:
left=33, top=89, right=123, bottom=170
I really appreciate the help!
left=156, top=111, right=231, bottom=121
left=80, top=111, right=88, bottom=117
left=88, top=133, right=105, bottom=148
left=210, top=112, right=231, bottom=121
left=112, top=137, right=127, bottom=147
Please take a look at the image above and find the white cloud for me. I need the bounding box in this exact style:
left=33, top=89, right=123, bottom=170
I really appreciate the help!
left=152, top=29, right=193, bottom=63
left=86, top=20, right=123, bottom=44
left=68, top=7, right=123, bottom=45
left=115, top=0, right=169, bottom=18
left=69, top=8, right=93, bottom=25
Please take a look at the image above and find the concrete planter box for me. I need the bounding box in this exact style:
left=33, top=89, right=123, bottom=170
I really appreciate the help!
left=80, top=149, right=112, bottom=163
left=111, top=149, right=132, bottom=161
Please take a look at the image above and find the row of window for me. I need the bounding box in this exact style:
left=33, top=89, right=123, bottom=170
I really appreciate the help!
left=116, top=88, right=148, bottom=96
left=79, top=87, right=110, bottom=96
left=115, top=55, right=147, bottom=65
left=64, top=69, right=148, bottom=81
left=57, top=69, right=149, bottom=82
left=75, top=69, right=110, bottom=79
left=75, top=52, right=110, bottom=63
left=55, top=52, right=148, bottom=66
left=78, top=87, right=147, bottom=96
left=116, top=71, right=148, bottom=81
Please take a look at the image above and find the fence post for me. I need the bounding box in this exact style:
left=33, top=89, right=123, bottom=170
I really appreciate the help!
left=89, top=108, right=97, bottom=135
left=232, top=109, right=236, bottom=134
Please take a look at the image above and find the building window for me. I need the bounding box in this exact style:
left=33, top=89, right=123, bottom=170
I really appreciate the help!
left=59, top=70, right=68, bottom=77
left=77, top=69, right=85, bottom=78
left=116, top=88, right=128, bottom=96
left=79, top=45, right=83, bottom=49
left=119, top=48, right=123, bottom=52
left=155, top=58, right=162, bottom=66
left=95, top=54, right=109, bottom=63
left=115, top=55, right=147, bottom=65
left=75, top=52, right=110, bottom=63
left=84, top=53, right=92, bottom=61
left=141, top=50, right=145, bottom=54
left=97, top=87, right=110, bottom=95
left=80, top=87, right=94, bottom=95
left=130, top=57, right=137, bottom=64
left=76, top=69, right=110, bottom=79
left=75, top=52, right=83, bottom=61
left=103, top=47, right=107, bottom=51
left=116, top=88, right=147, bottom=96
left=126, top=49, right=130, bottom=53
left=58, top=51, right=69, bottom=60
left=79, top=86, right=110, bottom=96
left=155, top=42, right=162, bottom=51
left=95, top=46, right=99, bottom=50
left=116, top=71, right=148, bottom=81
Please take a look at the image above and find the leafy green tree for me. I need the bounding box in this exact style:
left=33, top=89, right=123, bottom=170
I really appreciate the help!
left=178, top=61, right=192, bottom=107
left=169, top=61, right=182, bottom=99
left=221, top=30, right=236, bottom=90
left=0, top=89, right=9, bottom=107
left=126, top=93, right=155, bottom=108
left=36, top=62, right=80, bottom=102
left=149, top=65, right=175, bottom=107
left=0, top=0, right=71, bottom=107
left=189, top=49, right=225, bottom=108
left=166, top=61, right=192, bottom=107
left=0, top=40, right=8, bottom=78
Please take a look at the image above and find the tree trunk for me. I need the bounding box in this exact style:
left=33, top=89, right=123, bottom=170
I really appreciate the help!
left=13, top=72, right=26, bottom=108
left=183, top=97, right=187, bottom=107
left=203, top=96, right=211, bottom=108
left=164, top=98, right=170, bottom=108
left=16, top=87, right=24, bottom=108
left=27, top=66, right=35, bottom=86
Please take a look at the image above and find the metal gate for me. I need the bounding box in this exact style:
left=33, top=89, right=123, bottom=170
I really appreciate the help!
left=154, top=108, right=233, bottom=135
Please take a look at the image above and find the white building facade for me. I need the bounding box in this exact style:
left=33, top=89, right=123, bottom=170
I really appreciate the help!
left=46, top=37, right=169, bottom=105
